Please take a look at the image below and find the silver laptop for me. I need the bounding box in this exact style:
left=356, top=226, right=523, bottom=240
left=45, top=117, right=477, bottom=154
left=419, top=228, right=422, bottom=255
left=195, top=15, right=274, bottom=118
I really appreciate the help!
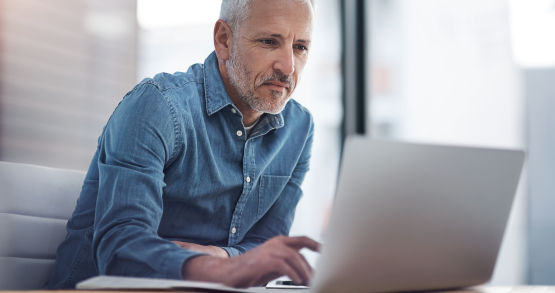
left=307, top=137, right=525, bottom=293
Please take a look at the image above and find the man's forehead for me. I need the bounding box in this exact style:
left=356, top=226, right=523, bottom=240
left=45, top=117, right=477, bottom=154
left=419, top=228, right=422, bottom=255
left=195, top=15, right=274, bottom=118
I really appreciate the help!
left=242, top=0, right=314, bottom=39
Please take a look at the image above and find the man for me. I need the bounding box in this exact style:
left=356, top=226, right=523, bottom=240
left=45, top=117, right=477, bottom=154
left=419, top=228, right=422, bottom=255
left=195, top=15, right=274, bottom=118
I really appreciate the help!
left=45, top=0, right=318, bottom=289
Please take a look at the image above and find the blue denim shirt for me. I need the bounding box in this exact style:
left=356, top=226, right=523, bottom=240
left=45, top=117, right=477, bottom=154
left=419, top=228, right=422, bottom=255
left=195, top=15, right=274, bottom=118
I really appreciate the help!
left=45, top=51, right=314, bottom=288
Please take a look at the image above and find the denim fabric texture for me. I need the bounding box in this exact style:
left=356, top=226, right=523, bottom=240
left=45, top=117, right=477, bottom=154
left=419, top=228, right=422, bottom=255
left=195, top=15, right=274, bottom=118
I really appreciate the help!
left=44, top=51, right=314, bottom=288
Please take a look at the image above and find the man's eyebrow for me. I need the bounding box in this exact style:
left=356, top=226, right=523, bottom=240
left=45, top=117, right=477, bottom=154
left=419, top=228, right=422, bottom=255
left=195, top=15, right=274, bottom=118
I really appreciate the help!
left=258, top=33, right=311, bottom=45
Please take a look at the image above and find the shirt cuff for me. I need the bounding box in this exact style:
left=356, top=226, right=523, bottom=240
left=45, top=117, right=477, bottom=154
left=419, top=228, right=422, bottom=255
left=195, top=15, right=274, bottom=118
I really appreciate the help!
left=220, top=246, right=241, bottom=257
left=161, top=248, right=207, bottom=280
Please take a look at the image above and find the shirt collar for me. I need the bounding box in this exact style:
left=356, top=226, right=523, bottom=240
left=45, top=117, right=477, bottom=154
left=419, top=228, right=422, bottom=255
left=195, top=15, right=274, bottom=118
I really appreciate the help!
left=204, top=51, right=233, bottom=116
left=202, top=51, right=285, bottom=129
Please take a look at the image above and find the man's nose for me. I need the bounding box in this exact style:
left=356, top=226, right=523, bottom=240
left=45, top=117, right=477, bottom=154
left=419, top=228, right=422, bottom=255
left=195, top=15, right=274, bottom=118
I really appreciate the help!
left=274, top=47, right=295, bottom=76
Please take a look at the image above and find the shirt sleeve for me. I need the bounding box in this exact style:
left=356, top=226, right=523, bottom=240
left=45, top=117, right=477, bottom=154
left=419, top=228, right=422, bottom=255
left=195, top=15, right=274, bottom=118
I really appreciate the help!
left=221, top=118, right=315, bottom=257
left=92, top=82, right=204, bottom=279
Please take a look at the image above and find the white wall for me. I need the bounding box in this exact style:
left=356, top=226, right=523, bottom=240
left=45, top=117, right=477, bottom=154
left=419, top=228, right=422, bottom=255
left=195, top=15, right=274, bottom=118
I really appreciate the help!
left=368, top=0, right=526, bottom=284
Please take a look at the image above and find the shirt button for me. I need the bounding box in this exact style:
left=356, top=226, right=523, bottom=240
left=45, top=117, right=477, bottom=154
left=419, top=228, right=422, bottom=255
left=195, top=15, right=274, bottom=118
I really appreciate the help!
left=246, top=176, right=251, bottom=183
left=232, top=227, right=237, bottom=234
left=236, top=130, right=243, bottom=136
left=231, top=108, right=236, bottom=114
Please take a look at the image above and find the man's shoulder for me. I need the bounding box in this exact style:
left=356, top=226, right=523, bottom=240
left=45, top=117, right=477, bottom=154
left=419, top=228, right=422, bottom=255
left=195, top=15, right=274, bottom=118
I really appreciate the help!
left=139, top=63, right=204, bottom=93
left=115, top=63, right=206, bottom=124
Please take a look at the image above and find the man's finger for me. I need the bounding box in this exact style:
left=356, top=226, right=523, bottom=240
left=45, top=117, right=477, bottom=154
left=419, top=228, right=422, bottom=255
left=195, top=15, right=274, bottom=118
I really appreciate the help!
left=274, top=259, right=303, bottom=285
left=255, top=272, right=284, bottom=287
left=282, top=247, right=312, bottom=284
left=283, top=236, right=320, bottom=252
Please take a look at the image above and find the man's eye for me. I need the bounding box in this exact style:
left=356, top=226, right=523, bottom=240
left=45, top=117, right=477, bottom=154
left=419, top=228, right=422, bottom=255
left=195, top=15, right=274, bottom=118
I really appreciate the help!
left=295, top=45, right=308, bottom=51
left=261, top=39, right=274, bottom=45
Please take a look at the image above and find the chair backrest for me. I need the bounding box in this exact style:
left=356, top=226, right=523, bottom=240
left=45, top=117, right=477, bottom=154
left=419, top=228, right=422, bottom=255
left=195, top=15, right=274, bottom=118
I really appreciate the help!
left=0, top=161, right=85, bottom=290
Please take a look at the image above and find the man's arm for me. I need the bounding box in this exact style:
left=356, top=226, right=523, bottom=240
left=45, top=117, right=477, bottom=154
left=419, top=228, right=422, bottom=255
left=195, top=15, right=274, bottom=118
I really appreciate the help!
left=92, top=82, right=204, bottom=279
left=171, top=241, right=229, bottom=258
left=184, top=236, right=319, bottom=288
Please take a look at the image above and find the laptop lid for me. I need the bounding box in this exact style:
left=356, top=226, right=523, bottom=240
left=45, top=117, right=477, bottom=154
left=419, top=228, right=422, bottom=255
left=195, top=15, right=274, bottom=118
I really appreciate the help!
left=311, top=137, right=525, bottom=293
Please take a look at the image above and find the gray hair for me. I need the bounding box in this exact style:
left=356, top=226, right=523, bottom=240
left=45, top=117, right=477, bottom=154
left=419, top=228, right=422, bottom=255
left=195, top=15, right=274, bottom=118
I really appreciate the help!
left=219, top=0, right=315, bottom=32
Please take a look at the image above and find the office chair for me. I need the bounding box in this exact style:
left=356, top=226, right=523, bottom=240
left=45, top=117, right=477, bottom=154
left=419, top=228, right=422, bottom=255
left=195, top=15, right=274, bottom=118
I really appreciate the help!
left=0, top=161, right=85, bottom=290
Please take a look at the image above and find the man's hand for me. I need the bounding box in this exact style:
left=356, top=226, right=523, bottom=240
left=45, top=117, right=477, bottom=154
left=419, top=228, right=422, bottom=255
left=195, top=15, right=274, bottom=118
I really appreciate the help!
left=172, top=241, right=229, bottom=258
left=182, top=236, right=320, bottom=288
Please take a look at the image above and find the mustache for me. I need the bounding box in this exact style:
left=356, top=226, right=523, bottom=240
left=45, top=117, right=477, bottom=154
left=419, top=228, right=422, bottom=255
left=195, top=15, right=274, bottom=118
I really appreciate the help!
left=257, top=71, right=294, bottom=89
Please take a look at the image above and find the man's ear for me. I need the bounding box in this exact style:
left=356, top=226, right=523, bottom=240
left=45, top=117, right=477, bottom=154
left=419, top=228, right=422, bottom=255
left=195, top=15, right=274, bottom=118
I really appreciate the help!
left=214, top=19, right=233, bottom=61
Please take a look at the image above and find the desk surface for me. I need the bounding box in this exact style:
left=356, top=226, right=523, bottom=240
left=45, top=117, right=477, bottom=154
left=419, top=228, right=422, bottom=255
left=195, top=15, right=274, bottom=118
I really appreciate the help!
left=3, top=286, right=555, bottom=293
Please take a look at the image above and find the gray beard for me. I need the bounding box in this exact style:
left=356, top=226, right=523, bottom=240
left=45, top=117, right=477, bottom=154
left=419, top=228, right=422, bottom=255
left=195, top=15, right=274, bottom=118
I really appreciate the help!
left=226, top=45, right=290, bottom=115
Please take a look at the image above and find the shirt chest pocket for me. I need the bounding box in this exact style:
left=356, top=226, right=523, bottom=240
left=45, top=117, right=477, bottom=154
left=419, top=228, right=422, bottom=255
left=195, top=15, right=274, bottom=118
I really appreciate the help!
left=257, top=175, right=291, bottom=220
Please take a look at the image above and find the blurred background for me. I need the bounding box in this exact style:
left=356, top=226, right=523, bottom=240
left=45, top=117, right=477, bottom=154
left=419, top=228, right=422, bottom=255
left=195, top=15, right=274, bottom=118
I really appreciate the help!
left=0, top=0, right=553, bottom=285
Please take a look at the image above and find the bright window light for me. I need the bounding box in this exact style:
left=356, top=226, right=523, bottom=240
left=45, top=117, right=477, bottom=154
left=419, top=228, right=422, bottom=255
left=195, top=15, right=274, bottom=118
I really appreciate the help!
left=137, top=0, right=221, bottom=30
left=509, top=0, right=555, bottom=68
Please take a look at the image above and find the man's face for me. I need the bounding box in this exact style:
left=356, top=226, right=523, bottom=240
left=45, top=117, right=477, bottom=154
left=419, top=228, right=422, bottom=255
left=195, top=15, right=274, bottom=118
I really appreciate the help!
left=226, top=0, right=314, bottom=114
